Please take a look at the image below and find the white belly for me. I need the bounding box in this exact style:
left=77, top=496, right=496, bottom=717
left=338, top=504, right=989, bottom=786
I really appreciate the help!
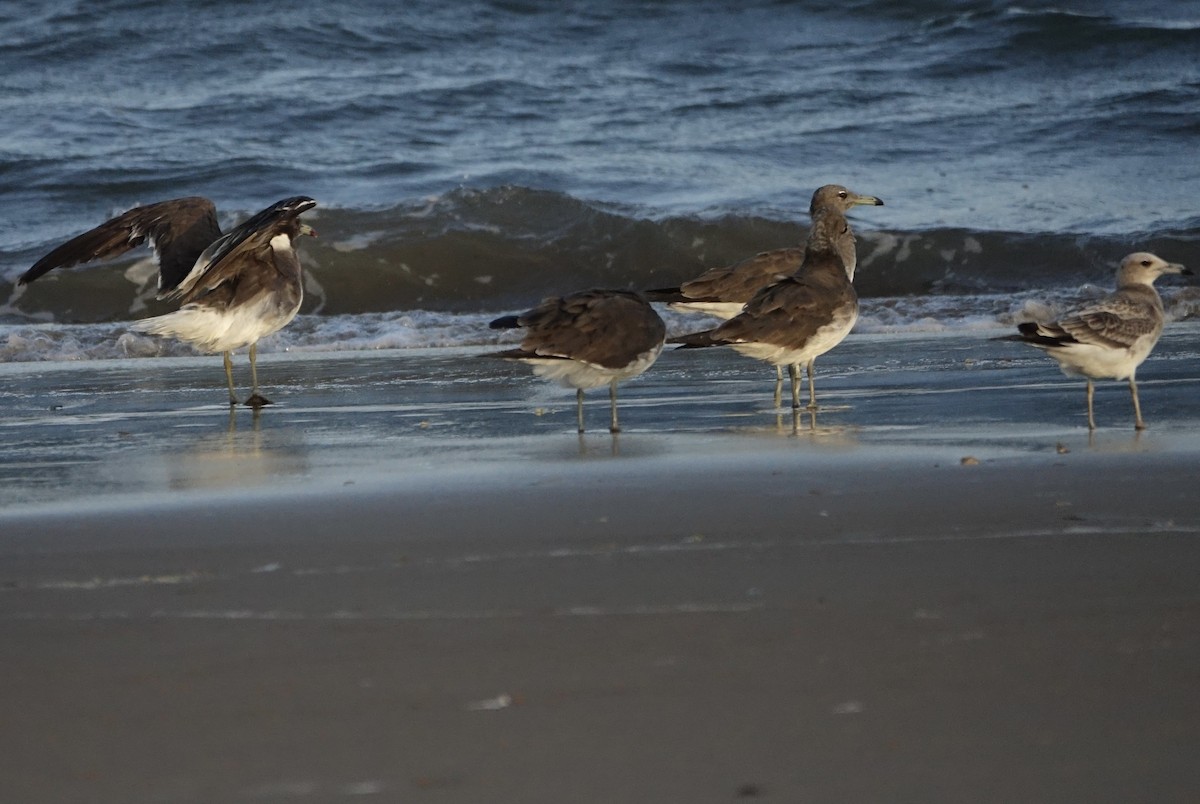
left=729, top=310, right=857, bottom=367
left=132, top=295, right=302, bottom=353
left=1045, top=338, right=1154, bottom=381
left=523, top=344, right=664, bottom=390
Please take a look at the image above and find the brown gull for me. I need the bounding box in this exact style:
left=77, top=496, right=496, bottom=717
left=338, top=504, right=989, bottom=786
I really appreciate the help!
left=669, top=207, right=858, bottom=411
left=489, top=289, right=666, bottom=433
left=646, top=184, right=881, bottom=406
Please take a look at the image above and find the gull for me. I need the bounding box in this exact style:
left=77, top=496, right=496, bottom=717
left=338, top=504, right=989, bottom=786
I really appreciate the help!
left=645, top=184, right=882, bottom=405
left=645, top=184, right=883, bottom=314
left=489, top=289, right=666, bottom=433
left=1007, top=252, right=1190, bottom=430
left=669, top=207, right=858, bottom=411
left=19, top=196, right=318, bottom=407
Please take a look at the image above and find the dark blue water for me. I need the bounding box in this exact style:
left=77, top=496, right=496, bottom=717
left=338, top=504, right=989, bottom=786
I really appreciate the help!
left=3, top=0, right=1200, bottom=350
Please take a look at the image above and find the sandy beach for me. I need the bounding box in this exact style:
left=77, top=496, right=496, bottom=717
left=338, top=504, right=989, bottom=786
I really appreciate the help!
left=2, top=330, right=1200, bottom=802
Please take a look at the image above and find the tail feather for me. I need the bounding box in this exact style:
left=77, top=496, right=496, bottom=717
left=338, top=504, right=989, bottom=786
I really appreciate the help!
left=643, top=287, right=684, bottom=303
left=992, top=322, right=1074, bottom=349
left=489, top=314, right=521, bottom=330
left=483, top=348, right=574, bottom=362
left=482, top=347, right=533, bottom=360
left=668, top=329, right=723, bottom=349
left=130, top=309, right=209, bottom=348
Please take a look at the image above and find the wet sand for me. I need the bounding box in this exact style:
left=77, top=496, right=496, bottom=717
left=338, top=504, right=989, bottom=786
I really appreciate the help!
left=2, top=332, right=1200, bottom=802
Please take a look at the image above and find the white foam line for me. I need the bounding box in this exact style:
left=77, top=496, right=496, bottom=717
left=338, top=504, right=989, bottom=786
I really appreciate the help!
left=239, top=779, right=387, bottom=799
left=6, top=523, right=1195, bottom=596
left=2, top=602, right=764, bottom=622
left=30, top=570, right=214, bottom=590
left=446, top=522, right=1200, bottom=563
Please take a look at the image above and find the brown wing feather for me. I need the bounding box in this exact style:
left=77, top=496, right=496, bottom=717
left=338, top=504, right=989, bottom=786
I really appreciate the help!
left=715, top=287, right=855, bottom=349
left=1057, top=299, right=1160, bottom=350
left=678, top=247, right=804, bottom=304
left=166, top=197, right=314, bottom=303
left=174, top=237, right=273, bottom=306
left=515, top=289, right=665, bottom=369
left=182, top=248, right=272, bottom=311
left=149, top=199, right=223, bottom=291
left=699, top=255, right=855, bottom=349
left=19, top=197, right=220, bottom=291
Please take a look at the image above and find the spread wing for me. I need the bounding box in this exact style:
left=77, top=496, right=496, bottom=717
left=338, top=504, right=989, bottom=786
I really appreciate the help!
left=19, top=197, right=221, bottom=292
left=165, top=196, right=316, bottom=304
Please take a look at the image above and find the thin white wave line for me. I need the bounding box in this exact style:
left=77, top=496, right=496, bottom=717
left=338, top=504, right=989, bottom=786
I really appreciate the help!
left=444, top=522, right=1200, bottom=562
left=26, top=570, right=215, bottom=591
left=2, top=602, right=765, bottom=622
left=239, top=779, right=388, bottom=799
left=6, top=523, right=1196, bottom=594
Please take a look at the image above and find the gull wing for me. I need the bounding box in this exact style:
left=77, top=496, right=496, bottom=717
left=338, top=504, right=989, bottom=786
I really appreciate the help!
left=505, top=289, right=665, bottom=370
left=165, top=196, right=316, bottom=304
left=20, top=197, right=220, bottom=292
left=1056, top=296, right=1161, bottom=350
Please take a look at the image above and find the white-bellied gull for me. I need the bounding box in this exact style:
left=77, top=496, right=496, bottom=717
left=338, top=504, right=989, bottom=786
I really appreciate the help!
left=669, top=207, right=859, bottom=411
left=489, top=289, right=666, bottom=433
left=20, top=196, right=318, bottom=407
left=645, top=184, right=881, bottom=406
left=1007, top=252, right=1190, bottom=430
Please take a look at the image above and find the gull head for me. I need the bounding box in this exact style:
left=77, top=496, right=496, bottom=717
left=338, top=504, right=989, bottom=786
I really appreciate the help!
left=810, top=184, right=884, bottom=215
left=1116, top=252, right=1190, bottom=287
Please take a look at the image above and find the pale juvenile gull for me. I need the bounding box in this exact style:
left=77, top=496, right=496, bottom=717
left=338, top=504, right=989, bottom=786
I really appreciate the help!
left=668, top=207, right=858, bottom=411
left=20, top=196, right=318, bottom=407
left=645, top=184, right=882, bottom=406
left=1006, top=252, right=1190, bottom=430
left=488, top=289, right=666, bottom=433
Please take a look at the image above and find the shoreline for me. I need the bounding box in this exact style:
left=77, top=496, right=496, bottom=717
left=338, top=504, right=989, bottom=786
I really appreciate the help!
left=2, top=335, right=1200, bottom=801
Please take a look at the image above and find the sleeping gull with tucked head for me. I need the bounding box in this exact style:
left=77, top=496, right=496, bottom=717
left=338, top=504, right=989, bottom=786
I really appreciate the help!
left=1007, top=252, right=1190, bottom=430
left=489, top=289, right=666, bottom=433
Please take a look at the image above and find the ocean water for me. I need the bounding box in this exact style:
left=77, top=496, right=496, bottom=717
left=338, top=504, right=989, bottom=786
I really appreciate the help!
left=2, top=0, right=1200, bottom=360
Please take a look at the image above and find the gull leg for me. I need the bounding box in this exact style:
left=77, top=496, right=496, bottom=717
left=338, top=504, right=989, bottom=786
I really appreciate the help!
left=806, top=359, right=818, bottom=411
left=773, top=366, right=783, bottom=409
left=244, top=343, right=274, bottom=408
left=223, top=351, right=239, bottom=406
left=1086, top=379, right=1096, bottom=431
left=609, top=381, right=620, bottom=434
left=788, top=363, right=801, bottom=410
left=1129, top=375, right=1146, bottom=430
left=576, top=388, right=586, bottom=434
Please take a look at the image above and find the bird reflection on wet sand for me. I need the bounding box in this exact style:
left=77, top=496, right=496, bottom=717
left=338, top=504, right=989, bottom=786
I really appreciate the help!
left=165, top=409, right=309, bottom=492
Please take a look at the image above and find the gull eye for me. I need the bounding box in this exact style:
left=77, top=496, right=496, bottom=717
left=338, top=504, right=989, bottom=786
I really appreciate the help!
left=1141, top=260, right=1153, bottom=267
left=838, top=191, right=847, bottom=198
